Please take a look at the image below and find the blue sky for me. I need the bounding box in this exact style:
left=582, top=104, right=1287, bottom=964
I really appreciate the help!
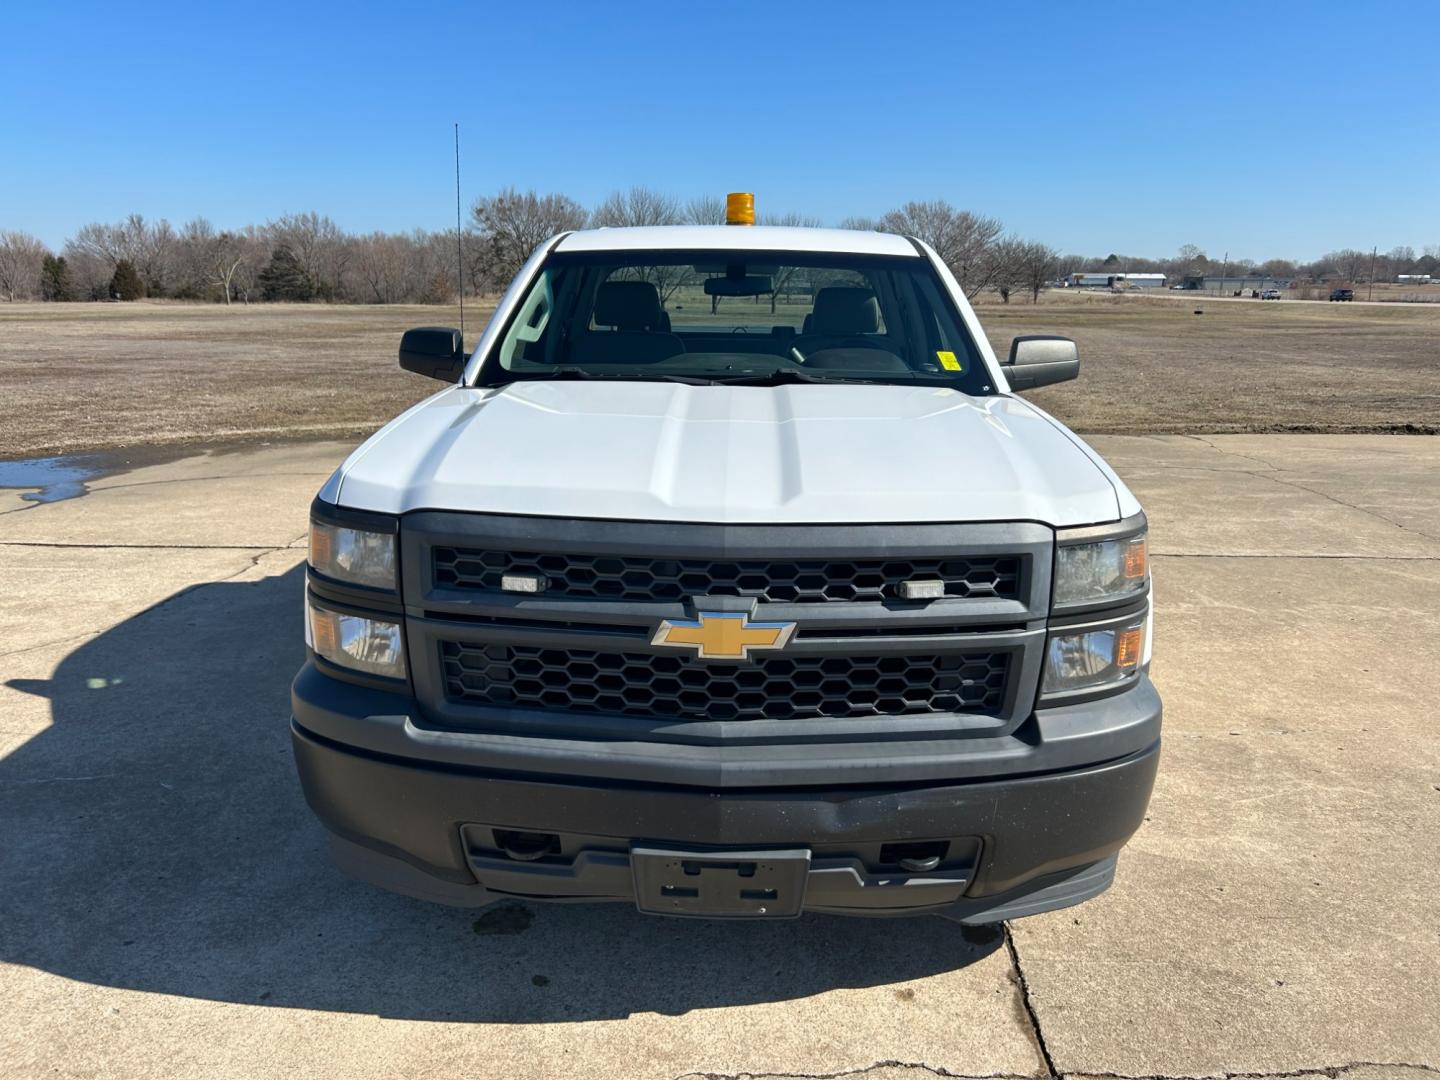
left=2, top=1, right=1436, bottom=260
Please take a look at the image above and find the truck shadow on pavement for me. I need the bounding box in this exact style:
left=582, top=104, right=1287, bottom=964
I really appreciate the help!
left=1, top=564, right=1000, bottom=1021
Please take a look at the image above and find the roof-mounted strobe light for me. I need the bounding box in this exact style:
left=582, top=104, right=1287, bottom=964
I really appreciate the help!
left=726, top=192, right=755, bottom=226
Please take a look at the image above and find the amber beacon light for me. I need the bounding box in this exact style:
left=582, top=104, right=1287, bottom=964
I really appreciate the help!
left=725, top=192, right=755, bottom=226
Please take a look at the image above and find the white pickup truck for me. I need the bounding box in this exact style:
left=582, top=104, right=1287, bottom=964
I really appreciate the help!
left=292, top=206, right=1160, bottom=923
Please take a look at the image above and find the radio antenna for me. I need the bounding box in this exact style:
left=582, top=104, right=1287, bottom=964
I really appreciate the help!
left=454, top=122, right=464, bottom=340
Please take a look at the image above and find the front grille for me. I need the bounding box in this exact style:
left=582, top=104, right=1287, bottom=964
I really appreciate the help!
left=432, top=548, right=1021, bottom=604
left=440, top=642, right=1010, bottom=722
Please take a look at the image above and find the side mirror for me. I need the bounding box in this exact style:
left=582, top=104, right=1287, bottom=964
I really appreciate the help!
left=1003, top=335, right=1079, bottom=390
left=399, top=326, right=466, bottom=382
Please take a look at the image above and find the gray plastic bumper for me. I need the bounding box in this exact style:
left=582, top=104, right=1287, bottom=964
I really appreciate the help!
left=290, top=668, right=1160, bottom=920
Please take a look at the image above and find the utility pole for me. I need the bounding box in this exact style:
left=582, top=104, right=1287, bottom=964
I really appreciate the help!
left=1368, top=246, right=1377, bottom=301
left=1218, top=251, right=1228, bottom=297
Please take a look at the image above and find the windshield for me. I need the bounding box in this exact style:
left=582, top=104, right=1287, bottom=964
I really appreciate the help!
left=477, top=248, right=994, bottom=393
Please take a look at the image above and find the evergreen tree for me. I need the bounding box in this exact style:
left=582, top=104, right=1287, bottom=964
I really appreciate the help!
left=109, top=259, right=145, bottom=301
left=41, top=255, right=74, bottom=301
left=258, top=244, right=315, bottom=302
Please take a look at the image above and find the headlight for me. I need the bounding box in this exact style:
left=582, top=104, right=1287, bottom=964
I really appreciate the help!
left=308, top=596, right=407, bottom=680
left=309, top=521, right=397, bottom=590
left=1054, top=529, right=1147, bottom=607
left=1043, top=613, right=1146, bottom=696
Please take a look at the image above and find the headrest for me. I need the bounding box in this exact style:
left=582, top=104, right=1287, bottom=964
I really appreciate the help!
left=594, top=280, right=664, bottom=331
left=810, top=287, right=880, bottom=335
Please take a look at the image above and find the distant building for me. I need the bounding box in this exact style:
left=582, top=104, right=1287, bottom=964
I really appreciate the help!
left=1398, top=274, right=1433, bottom=283
left=1067, top=272, right=1167, bottom=289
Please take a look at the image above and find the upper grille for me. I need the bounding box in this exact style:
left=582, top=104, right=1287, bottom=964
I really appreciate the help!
left=432, top=548, right=1021, bottom=604
left=440, top=642, right=1010, bottom=722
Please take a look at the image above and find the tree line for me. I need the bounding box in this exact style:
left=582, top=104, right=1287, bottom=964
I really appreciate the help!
left=2, top=188, right=1437, bottom=304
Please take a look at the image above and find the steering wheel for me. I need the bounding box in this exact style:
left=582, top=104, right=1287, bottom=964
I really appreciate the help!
left=731, top=326, right=749, bottom=335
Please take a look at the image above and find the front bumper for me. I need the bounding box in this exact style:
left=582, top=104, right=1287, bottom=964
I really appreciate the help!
left=290, top=664, right=1161, bottom=921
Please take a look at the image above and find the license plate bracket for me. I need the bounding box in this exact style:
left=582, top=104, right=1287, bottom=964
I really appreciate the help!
left=631, top=846, right=811, bottom=918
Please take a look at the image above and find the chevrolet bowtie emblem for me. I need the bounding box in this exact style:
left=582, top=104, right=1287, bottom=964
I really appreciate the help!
left=651, top=611, right=796, bottom=661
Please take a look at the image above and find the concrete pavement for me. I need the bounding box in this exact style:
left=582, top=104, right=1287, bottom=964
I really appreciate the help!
left=1, top=435, right=1437, bottom=1080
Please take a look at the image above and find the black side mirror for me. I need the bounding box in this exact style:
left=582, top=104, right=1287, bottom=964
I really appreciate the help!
left=399, top=326, right=466, bottom=382
left=1003, top=335, right=1079, bottom=391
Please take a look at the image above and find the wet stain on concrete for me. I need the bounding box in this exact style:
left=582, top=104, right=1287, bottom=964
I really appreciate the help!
left=472, top=904, right=534, bottom=936
left=0, top=455, right=108, bottom=504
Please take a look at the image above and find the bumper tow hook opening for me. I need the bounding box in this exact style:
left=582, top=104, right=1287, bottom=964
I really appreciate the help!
left=880, top=841, right=949, bottom=874
left=494, top=830, right=560, bottom=862
left=899, top=855, right=942, bottom=872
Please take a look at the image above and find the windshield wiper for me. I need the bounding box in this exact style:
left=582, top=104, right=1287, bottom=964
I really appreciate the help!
left=715, top=368, right=961, bottom=388
left=713, top=368, right=884, bottom=387
left=497, top=367, right=716, bottom=386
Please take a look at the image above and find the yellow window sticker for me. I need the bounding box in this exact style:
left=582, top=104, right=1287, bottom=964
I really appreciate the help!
left=936, top=350, right=963, bottom=372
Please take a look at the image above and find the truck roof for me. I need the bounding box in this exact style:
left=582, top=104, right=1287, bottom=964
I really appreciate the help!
left=554, top=225, right=920, bottom=257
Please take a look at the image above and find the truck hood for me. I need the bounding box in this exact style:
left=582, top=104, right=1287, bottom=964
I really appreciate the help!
left=332, top=382, right=1122, bottom=526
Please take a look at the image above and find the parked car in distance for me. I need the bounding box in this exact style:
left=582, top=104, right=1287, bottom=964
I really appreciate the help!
left=1260, top=289, right=1282, bottom=300
left=1329, top=288, right=1355, bottom=301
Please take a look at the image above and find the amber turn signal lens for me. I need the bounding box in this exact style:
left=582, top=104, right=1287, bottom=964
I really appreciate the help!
left=726, top=192, right=755, bottom=226
left=308, top=524, right=332, bottom=573
left=1123, top=537, right=1148, bottom=580
left=1116, top=625, right=1144, bottom=670
left=311, top=605, right=339, bottom=657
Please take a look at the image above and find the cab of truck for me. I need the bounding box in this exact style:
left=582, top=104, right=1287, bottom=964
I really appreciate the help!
left=292, top=198, right=1160, bottom=923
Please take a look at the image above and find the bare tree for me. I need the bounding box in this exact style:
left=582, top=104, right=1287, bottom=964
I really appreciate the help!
left=982, top=237, right=1030, bottom=302
left=1016, top=241, right=1060, bottom=303
left=1387, top=246, right=1415, bottom=275
left=1056, top=253, right=1086, bottom=280
left=211, top=231, right=255, bottom=305
left=67, top=219, right=134, bottom=267
left=589, top=188, right=693, bottom=307
left=592, top=187, right=682, bottom=228
left=877, top=200, right=1004, bottom=298
left=354, top=232, right=411, bottom=304
left=134, top=216, right=179, bottom=295
left=0, top=230, right=49, bottom=300
left=1173, top=244, right=1208, bottom=280
left=1315, top=248, right=1367, bottom=283
left=684, top=194, right=727, bottom=225
left=64, top=214, right=179, bottom=295
left=1258, top=258, right=1297, bottom=278
left=470, top=188, right=588, bottom=292
left=837, top=216, right=878, bottom=231
left=268, top=212, right=349, bottom=301
left=759, top=213, right=824, bottom=311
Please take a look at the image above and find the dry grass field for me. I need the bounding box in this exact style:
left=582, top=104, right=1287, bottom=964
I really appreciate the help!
left=985, top=290, right=1440, bottom=435
left=1, top=291, right=1436, bottom=459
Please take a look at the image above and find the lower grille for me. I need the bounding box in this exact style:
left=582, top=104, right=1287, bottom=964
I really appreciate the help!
left=440, top=642, right=1010, bottom=722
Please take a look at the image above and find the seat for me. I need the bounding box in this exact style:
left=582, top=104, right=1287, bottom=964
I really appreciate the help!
left=794, top=287, right=906, bottom=371
left=572, top=281, right=683, bottom=365
left=808, top=287, right=882, bottom=335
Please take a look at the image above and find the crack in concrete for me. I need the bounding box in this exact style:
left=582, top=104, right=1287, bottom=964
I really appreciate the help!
left=0, top=541, right=283, bottom=551
left=0, top=628, right=101, bottom=661
left=687, top=1056, right=1440, bottom=1080
left=87, top=470, right=334, bottom=494
left=1003, top=925, right=1059, bottom=1080
left=1070, top=1062, right=1440, bottom=1080
left=0, top=543, right=301, bottom=660
left=672, top=1065, right=1034, bottom=1080
left=1184, top=436, right=1281, bottom=472
left=0, top=773, right=118, bottom=787
left=1183, top=436, right=1440, bottom=545
left=1152, top=552, right=1440, bottom=561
